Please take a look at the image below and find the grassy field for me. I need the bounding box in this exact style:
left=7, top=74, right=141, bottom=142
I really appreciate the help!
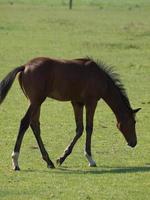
left=0, top=0, right=150, bottom=199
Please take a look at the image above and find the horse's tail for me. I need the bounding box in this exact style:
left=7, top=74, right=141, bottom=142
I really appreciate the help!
left=0, top=66, right=25, bottom=105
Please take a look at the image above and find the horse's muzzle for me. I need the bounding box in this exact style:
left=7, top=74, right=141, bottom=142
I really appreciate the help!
left=128, top=140, right=137, bottom=148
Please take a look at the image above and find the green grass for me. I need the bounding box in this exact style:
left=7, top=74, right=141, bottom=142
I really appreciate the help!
left=0, top=0, right=150, bottom=199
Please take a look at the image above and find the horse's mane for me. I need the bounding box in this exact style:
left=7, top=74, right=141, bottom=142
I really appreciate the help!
left=90, top=58, right=132, bottom=111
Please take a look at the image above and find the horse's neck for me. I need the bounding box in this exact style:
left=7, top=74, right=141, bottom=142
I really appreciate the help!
left=102, top=86, right=130, bottom=122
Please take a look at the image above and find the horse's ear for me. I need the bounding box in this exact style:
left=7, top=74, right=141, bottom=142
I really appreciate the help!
left=133, top=108, right=141, bottom=113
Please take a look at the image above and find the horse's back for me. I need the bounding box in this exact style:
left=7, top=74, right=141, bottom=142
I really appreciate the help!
left=20, top=57, right=101, bottom=103
left=46, top=58, right=101, bottom=101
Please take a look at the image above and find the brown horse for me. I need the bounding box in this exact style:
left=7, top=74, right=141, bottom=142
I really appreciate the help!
left=0, top=57, right=141, bottom=170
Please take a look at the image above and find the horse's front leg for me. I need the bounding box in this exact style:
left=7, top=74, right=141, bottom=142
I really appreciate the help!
left=84, top=126, right=96, bottom=167
left=84, top=101, right=97, bottom=167
left=56, top=102, right=84, bottom=166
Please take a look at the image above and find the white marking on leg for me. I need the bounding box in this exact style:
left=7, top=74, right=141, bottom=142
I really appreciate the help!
left=84, top=152, right=96, bottom=167
left=11, top=152, right=19, bottom=170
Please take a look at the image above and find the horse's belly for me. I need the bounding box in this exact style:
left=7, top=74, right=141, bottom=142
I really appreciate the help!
left=48, top=87, right=84, bottom=102
left=48, top=90, right=70, bottom=101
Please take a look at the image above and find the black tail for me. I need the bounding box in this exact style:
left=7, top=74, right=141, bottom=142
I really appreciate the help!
left=0, top=66, right=25, bottom=104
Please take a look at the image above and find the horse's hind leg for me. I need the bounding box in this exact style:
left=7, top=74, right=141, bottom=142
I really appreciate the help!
left=56, top=102, right=84, bottom=166
left=30, top=107, right=55, bottom=169
left=12, top=105, right=33, bottom=170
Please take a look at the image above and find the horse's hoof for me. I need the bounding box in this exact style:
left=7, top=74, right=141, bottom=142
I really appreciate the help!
left=56, top=158, right=63, bottom=166
left=56, top=158, right=61, bottom=166
left=90, top=164, right=97, bottom=167
left=13, top=166, right=20, bottom=171
left=89, top=161, right=97, bottom=167
left=47, top=163, right=55, bottom=169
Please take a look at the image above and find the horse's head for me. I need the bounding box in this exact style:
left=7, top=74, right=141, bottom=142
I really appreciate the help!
left=117, top=108, right=141, bottom=148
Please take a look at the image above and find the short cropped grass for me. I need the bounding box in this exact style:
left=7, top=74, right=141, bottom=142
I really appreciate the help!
left=0, top=1, right=150, bottom=200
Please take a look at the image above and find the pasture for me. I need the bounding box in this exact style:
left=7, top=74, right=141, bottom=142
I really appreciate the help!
left=0, top=0, right=150, bottom=199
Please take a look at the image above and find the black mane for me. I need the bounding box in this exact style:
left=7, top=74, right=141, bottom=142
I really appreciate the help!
left=92, top=59, right=132, bottom=111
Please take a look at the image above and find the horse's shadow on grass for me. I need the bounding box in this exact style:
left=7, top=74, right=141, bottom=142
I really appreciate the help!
left=23, top=165, right=150, bottom=175
left=57, top=165, right=150, bottom=175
